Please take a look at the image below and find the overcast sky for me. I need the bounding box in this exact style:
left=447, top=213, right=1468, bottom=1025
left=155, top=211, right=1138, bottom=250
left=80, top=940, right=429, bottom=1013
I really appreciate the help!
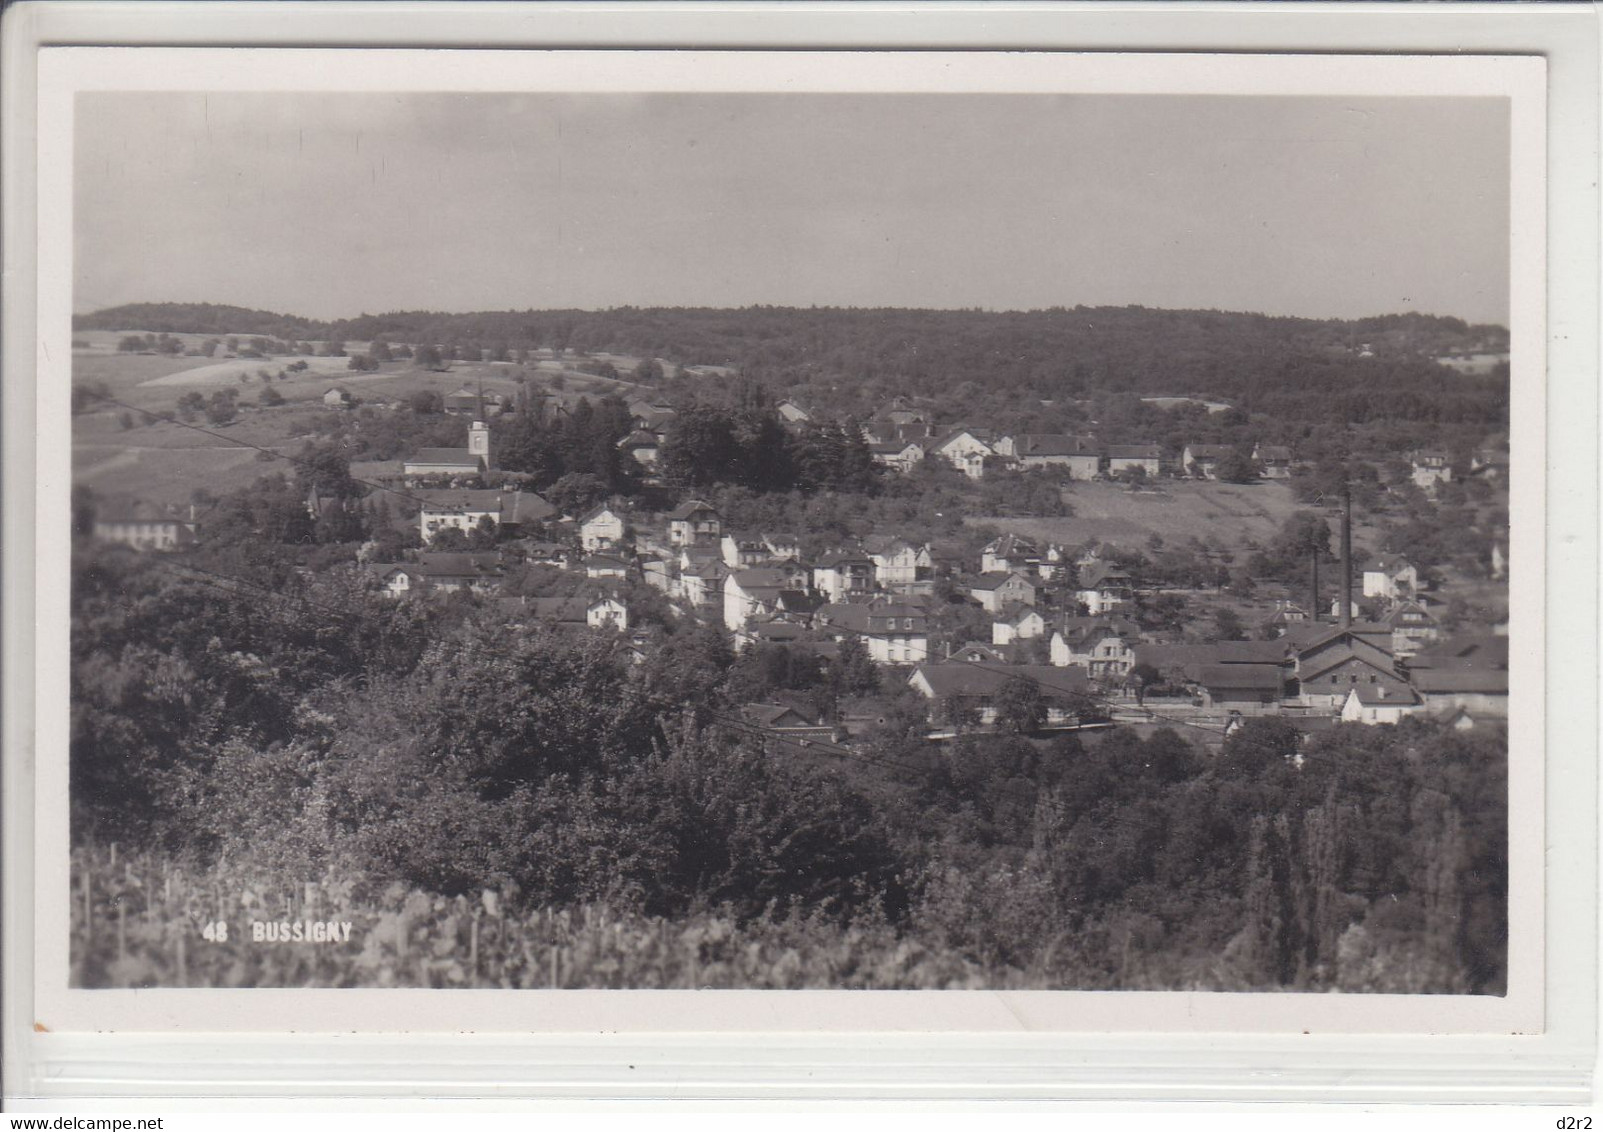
left=74, top=91, right=1510, bottom=325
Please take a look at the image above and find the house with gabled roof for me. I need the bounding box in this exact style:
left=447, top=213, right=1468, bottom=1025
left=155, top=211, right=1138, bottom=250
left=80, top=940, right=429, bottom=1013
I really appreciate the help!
left=583, top=553, right=633, bottom=580
left=678, top=556, right=729, bottom=610
left=981, top=533, right=1040, bottom=576
left=416, top=488, right=555, bottom=543
left=323, top=386, right=354, bottom=409
left=907, top=662, right=1096, bottom=731
left=528, top=594, right=629, bottom=632
left=966, top=571, right=1037, bottom=613
left=1182, top=444, right=1233, bottom=479
left=1106, top=444, right=1162, bottom=478
left=998, top=434, right=1102, bottom=479
left=775, top=399, right=813, bottom=425
left=409, top=551, right=504, bottom=594
left=951, top=641, right=1007, bottom=664
left=666, top=499, right=721, bottom=547
left=1409, top=449, right=1453, bottom=491
left=868, top=438, right=927, bottom=474
left=991, top=603, right=1048, bottom=647
left=1195, top=663, right=1286, bottom=714
left=1382, top=600, right=1440, bottom=657
left=720, top=531, right=772, bottom=569
left=862, top=537, right=935, bottom=595
left=1405, top=634, right=1509, bottom=716
left=927, top=426, right=996, bottom=479
left=1362, top=553, right=1420, bottom=600
left=1251, top=444, right=1294, bottom=479
left=1296, top=633, right=1409, bottom=712
left=817, top=599, right=929, bottom=666
left=1075, top=561, right=1135, bottom=616
left=1050, top=616, right=1141, bottom=678
left=616, top=430, right=662, bottom=469
left=579, top=504, right=626, bottom=552
left=724, top=567, right=796, bottom=632
left=811, top=549, right=877, bottom=603
left=1340, top=684, right=1423, bottom=725
left=93, top=500, right=199, bottom=552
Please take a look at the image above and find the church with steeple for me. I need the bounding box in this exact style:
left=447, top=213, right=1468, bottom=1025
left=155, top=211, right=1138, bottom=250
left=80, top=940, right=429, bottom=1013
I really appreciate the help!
left=402, top=419, right=491, bottom=478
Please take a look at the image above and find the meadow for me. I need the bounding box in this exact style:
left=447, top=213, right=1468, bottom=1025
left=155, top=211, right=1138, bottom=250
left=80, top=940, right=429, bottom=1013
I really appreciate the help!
left=70, top=343, right=645, bottom=507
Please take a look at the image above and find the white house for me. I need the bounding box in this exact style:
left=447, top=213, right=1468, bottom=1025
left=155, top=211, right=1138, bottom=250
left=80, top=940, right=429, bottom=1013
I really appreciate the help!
left=1252, top=444, right=1294, bottom=479
left=817, top=600, right=929, bottom=666
left=579, top=505, right=626, bottom=552
left=1340, top=684, right=1423, bottom=725
left=93, top=507, right=199, bottom=552
left=991, top=604, right=1048, bottom=647
left=1410, top=450, right=1453, bottom=492
left=775, top=399, right=813, bottom=424
left=1362, top=554, right=1420, bottom=600
left=666, top=499, right=721, bottom=547
left=586, top=596, right=629, bottom=631
left=323, top=386, right=354, bottom=409
left=1105, top=444, right=1162, bottom=478
left=723, top=567, right=794, bottom=632
left=981, top=533, right=1040, bottom=576
left=966, top=572, right=1037, bottom=614
left=1050, top=620, right=1137, bottom=678
left=811, top=551, right=877, bottom=603
left=863, top=538, right=935, bottom=595
left=416, top=488, right=557, bottom=543
left=1182, top=444, right=1232, bottom=479
left=868, top=440, right=926, bottom=474
left=928, top=428, right=996, bottom=479
left=1075, top=562, right=1134, bottom=616
left=999, top=434, right=1101, bottom=479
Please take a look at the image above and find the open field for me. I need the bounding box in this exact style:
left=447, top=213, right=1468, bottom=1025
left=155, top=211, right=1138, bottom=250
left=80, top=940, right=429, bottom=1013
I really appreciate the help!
left=139, top=355, right=356, bottom=387
left=969, top=479, right=1307, bottom=552
left=71, top=348, right=648, bottom=506
left=74, top=445, right=271, bottom=507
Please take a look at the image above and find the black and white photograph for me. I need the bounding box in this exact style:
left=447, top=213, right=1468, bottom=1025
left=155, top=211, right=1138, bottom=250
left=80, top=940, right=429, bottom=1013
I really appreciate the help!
left=52, top=50, right=1538, bottom=1010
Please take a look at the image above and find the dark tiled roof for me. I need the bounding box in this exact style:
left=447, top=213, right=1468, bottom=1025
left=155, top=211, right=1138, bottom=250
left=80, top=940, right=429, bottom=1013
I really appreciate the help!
left=409, top=448, right=480, bottom=466
left=1014, top=434, right=1100, bottom=457
left=912, top=662, right=1092, bottom=700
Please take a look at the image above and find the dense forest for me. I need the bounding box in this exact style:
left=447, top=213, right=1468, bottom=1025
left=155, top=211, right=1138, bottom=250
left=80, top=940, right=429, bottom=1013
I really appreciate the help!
left=76, top=302, right=1508, bottom=430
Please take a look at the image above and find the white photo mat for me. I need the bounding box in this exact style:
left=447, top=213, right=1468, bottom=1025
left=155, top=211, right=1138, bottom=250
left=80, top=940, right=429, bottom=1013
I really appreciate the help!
left=3, top=3, right=1597, bottom=1106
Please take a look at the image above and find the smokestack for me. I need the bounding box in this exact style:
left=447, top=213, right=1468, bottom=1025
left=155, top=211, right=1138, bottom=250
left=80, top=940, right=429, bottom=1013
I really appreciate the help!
left=1340, top=481, right=1353, bottom=629
left=1310, top=548, right=1320, bottom=624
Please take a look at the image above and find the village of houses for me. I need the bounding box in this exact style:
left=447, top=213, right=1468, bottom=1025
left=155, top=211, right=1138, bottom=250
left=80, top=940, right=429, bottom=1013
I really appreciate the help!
left=92, top=380, right=1510, bottom=751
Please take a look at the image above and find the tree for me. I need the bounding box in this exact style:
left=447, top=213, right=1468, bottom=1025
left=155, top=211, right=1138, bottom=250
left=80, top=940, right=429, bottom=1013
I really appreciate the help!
left=635, top=357, right=664, bottom=383
left=319, top=340, right=348, bottom=358
left=546, top=472, right=610, bottom=518
left=408, top=389, right=444, bottom=415
left=204, top=390, right=237, bottom=425
left=348, top=353, right=380, bottom=372
left=993, top=676, right=1046, bottom=735
left=829, top=633, right=880, bottom=698
left=414, top=345, right=445, bottom=370
left=1212, top=607, right=1246, bottom=642
left=1128, top=661, right=1162, bottom=705
left=370, top=339, right=394, bottom=363
left=258, top=386, right=285, bottom=407
left=1215, top=449, right=1260, bottom=484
